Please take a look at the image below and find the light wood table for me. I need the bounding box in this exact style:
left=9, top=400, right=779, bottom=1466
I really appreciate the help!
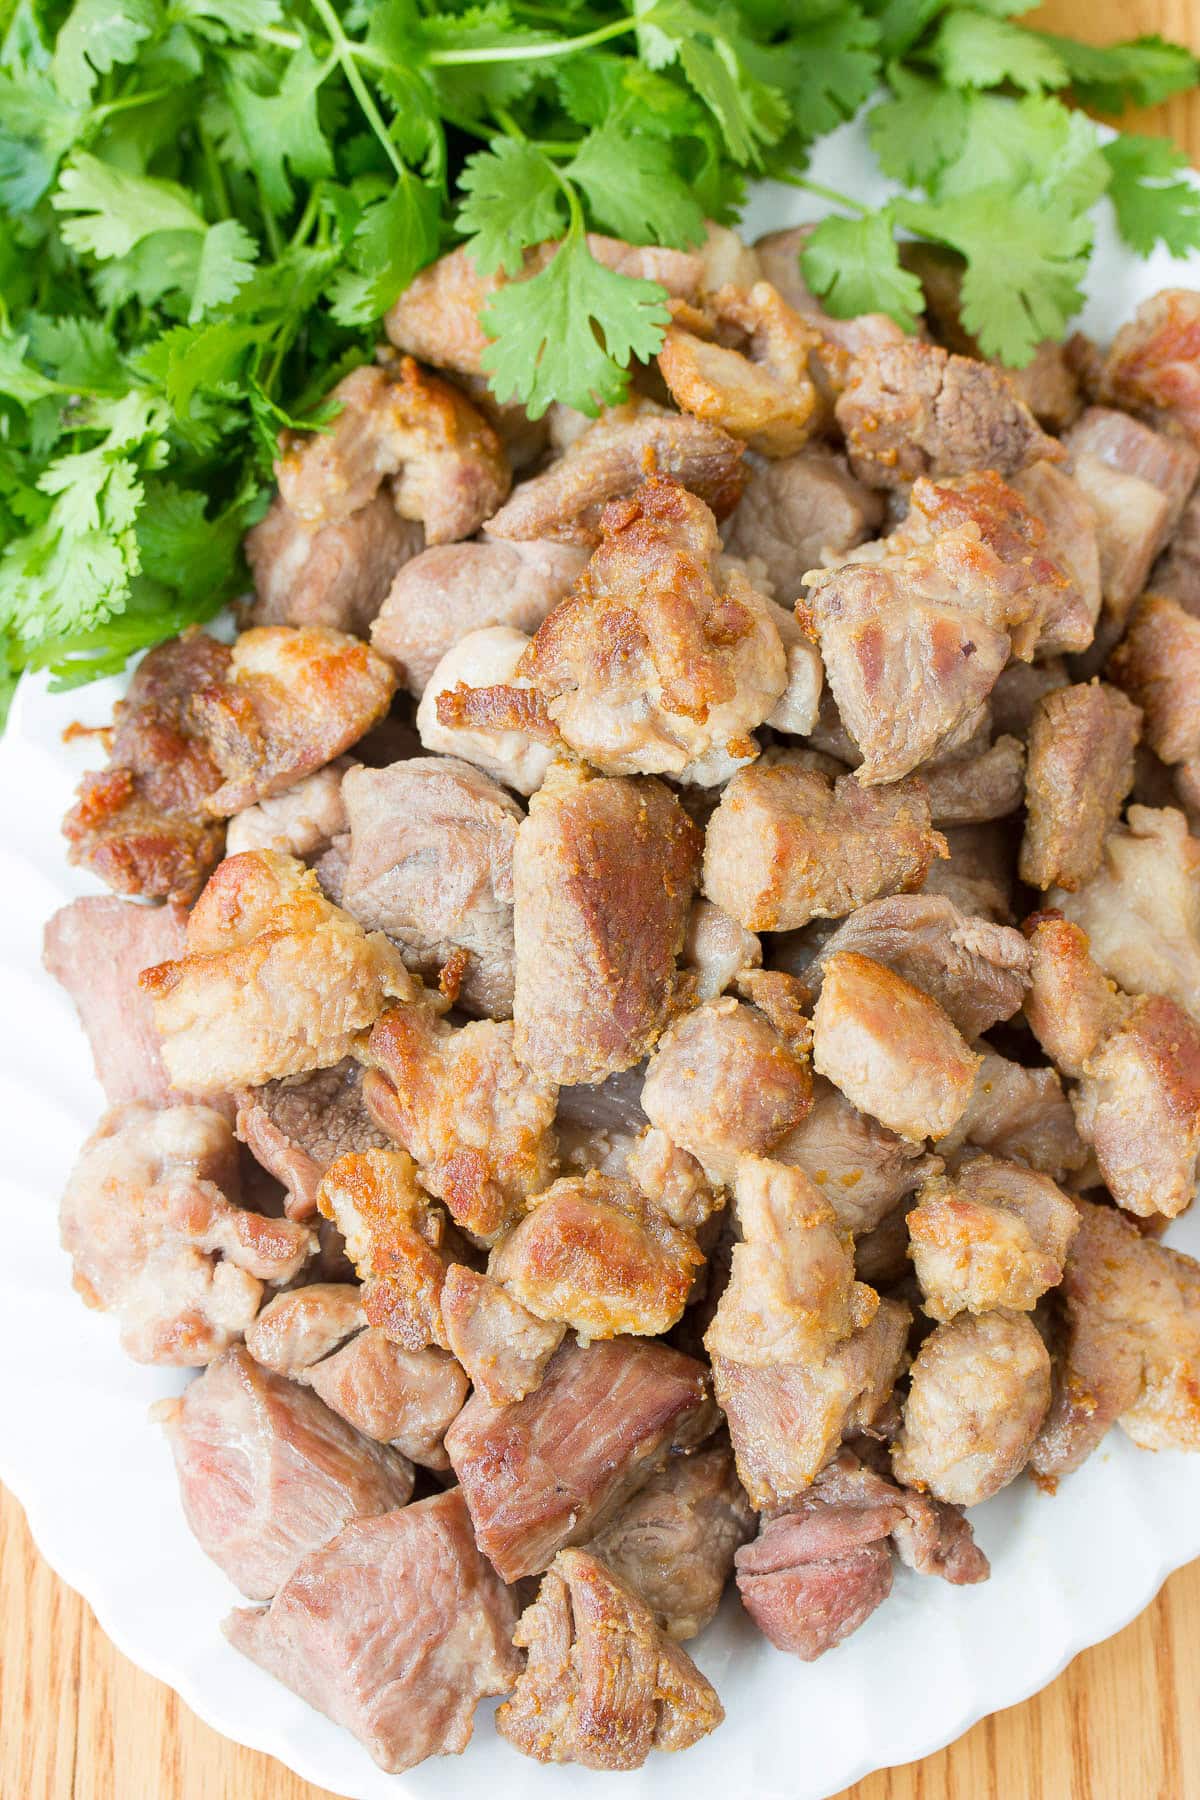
left=5, top=4, right=1200, bottom=1792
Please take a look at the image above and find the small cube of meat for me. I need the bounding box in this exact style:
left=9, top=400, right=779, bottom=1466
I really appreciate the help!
left=61, top=632, right=228, bottom=903
left=754, top=224, right=909, bottom=359
left=1020, top=681, right=1142, bottom=891
left=921, top=822, right=1016, bottom=924
left=316, top=1148, right=454, bottom=1349
left=370, top=536, right=587, bottom=696
left=155, top=1344, right=413, bottom=1599
left=893, top=1309, right=1051, bottom=1506
left=337, top=757, right=521, bottom=1019
left=141, top=851, right=416, bottom=1094
left=512, top=768, right=700, bottom=1085
left=712, top=1298, right=910, bottom=1509
left=702, top=762, right=943, bottom=932
left=1010, top=462, right=1102, bottom=643
left=485, top=408, right=744, bottom=547
left=441, top=1264, right=566, bottom=1406
left=722, top=447, right=884, bottom=604
left=245, top=490, right=424, bottom=634
left=586, top=1442, right=755, bottom=1641
left=763, top=600, right=824, bottom=736
left=812, top=895, right=1031, bottom=1041
left=496, top=1549, right=723, bottom=1769
left=225, top=759, right=351, bottom=861
left=1110, top=596, right=1200, bottom=766
left=224, top=1489, right=520, bottom=1774
left=235, top=1059, right=390, bottom=1221
left=1063, top=406, right=1199, bottom=615
left=192, top=625, right=397, bottom=817
left=988, top=658, right=1071, bottom=741
left=1073, top=993, right=1200, bottom=1220
left=641, top=997, right=813, bottom=1182
left=834, top=339, right=1061, bottom=489
left=920, top=735, right=1025, bottom=828
left=1153, top=485, right=1200, bottom=611
left=490, top=1172, right=704, bottom=1340
left=658, top=282, right=822, bottom=457
left=1031, top=1198, right=1200, bottom=1478
left=682, top=897, right=762, bottom=1002
left=812, top=952, right=981, bottom=1143
left=275, top=358, right=510, bottom=543
left=416, top=626, right=555, bottom=796
left=365, top=1003, right=558, bottom=1242
left=625, top=1128, right=723, bottom=1233
left=774, top=1075, right=942, bottom=1238
left=245, top=1281, right=366, bottom=1373
left=908, top=1157, right=1079, bottom=1321
left=1023, top=915, right=1125, bottom=1081
left=61, top=1103, right=314, bottom=1365
left=44, top=895, right=188, bottom=1106
left=938, top=1049, right=1087, bottom=1184
left=1102, top=288, right=1200, bottom=448
left=444, top=1335, right=717, bottom=1582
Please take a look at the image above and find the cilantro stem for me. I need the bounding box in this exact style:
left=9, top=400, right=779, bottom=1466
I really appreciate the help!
left=775, top=174, right=869, bottom=215
left=307, top=0, right=410, bottom=182
left=426, top=17, right=639, bottom=64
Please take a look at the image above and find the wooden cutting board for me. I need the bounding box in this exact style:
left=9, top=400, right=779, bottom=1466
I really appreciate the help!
left=6, top=3, right=1200, bottom=1791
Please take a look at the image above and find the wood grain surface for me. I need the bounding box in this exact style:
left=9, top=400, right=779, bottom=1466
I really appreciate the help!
left=5, top=7, right=1200, bottom=1795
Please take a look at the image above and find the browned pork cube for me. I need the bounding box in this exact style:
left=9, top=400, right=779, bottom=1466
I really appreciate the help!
left=444, top=1336, right=716, bottom=1582
left=920, top=736, right=1026, bottom=828
left=440, top=1264, right=565, bottom=1407
left=224, top=1489, right=520, bottom=1773
left=722, top=447, right=883, bottom=603
left=245, top=490, right=423, bottom=635
left=908, top=1157, right=1079, bottom=1321
left=1063, top=406, right=1199, bottom=614
left=774, top=1076, right=941, bottom=1238
left=1020, top=681, right=1141, bottom=891
left=235, top=1059, right=390, bottom=1222
left=1110, top=596, right=1200, bottom=766
left=1103, top=288, right=1200, bottom=448
left=1153, top=486, right=1200, bottom=610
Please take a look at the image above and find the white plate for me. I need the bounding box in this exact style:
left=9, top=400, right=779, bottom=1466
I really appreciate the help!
left=3, top=111, right=1200, bottom=1800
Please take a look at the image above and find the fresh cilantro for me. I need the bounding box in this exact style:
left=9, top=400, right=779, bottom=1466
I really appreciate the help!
left=456, top=139, right=566, bottom=276
left=51, top=0, right=157, bottom=104
left=1035, top=32, right=1200, bottom=113
left=566, top=119, right=705, bottom=246
left=800, top=207, right=924, bottom=331
left=934, top=12, right=1069, bottom=92
left=1103, top=135, right=1200, bottom=257
left=868, top=65, right=967, bottom=188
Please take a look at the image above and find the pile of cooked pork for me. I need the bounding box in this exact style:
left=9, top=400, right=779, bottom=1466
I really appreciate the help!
left=43, top=218, right=1200, bottom=1775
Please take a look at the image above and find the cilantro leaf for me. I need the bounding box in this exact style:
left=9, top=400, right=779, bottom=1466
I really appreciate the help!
left=456, top=139, right=566, bottom=277
left=1035, top=32, right=1199, bottom=112
left=934, top=95, right=1108, bottom=215
left=189, top=219, right=258, bottom=321
left=567, top=120, right=705, bottom=247
left=481, top=225, right=670, bottom=418
left=328, top=176, right=442, bottom=325
left=52, top=0, right=157, bottom=105
left=747, top=10, right=881, bottom=147
left=800, top=207, right=924, bottom=331
left=868, top=64, right=967, bottom=187
left=52, top=154, right=206, bottom=259
left=1103, top=135, right=1200, bottom=257
left=933, top=12, right=1069, bottom=92
left=168, top=0, right=283, bottom=44
left=227, top=40, right=334, bottom=214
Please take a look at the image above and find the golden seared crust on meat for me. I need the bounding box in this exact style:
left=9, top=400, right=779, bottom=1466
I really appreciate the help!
left=812, top=952, right=980, bottom=1143
left=1109, top=596, right=1200, bottom=766
left=512, top=767, right=701, bottom=1086
left=275, top=359, right=510, bottom=543
left=1074, top=993, right=1200, bottom=1219
left=658, top=282, right=823, bottom=457
left=441, top=1264, right=565, bottom=1406
left=908, top=1157, right=1079, bottom=1321
left=496, top=1549, right=723, bottom=1769
left=490, top=1172, right=704, bottom=1340
left=1102, top=288, right=1200, bottom=448
left=365, top=1002, right=557, bottom=1242
left=193, top=625, right=397, bottom=817
left=142, top=851, right=416, bottom=1095
left=1020, top=681, right=1142, bottom=891
left=702, top=762, right=943, bottom=932
left=1010, top=462, right=1101, bottom=645
left=316, top=1147, right=454, bottom=1350
left=1022, top=914, right=1125, bottom=1080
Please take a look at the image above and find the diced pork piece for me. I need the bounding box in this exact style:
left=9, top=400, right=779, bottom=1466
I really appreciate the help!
left=1022, top=915, right=1125, bottom=1081
left=683, top=898, right=762, bottom=1002
left=486, top=409, right=744, bottom=547
left=62, top=632, right=228, bottom=903
left=1072, top=993, right=1200, bottom=1220
left=1051, top=806, right=1200, bottom=1023
left=44, top=896, right=188, bottom=1106
left=722, top=448, right=884, bottom=603
left=908, top=1157, right=1079, bottom=1321
left=370, top=536, right=588, bottom=696
left=491, top=1172, right=703, bottom=1340
left=988, top=658, right=1071, bottom=740
left=1110, top=596, right=1200, bottom=766
left=921, top=823, right=1016, bottom=924
left=1102, top=288, right=1200, bottom=448
left=1010, top=462, right=1102, bottom=644
left=441, top=1264, right=565, bottom=1406
left=774, top=1076, right=942, bottom=1238
left=417, top=627, right=555, bottom=795
left=142, top=852, right=415, bottom=1094
left=641, top=997, right=813, bottom=1183
left=444, top=1336, right=716, bottom=1582
left=275, top=359, right=509, bottom=543
left=365, top=1003, right=558, bottom=1241
left=245, top=490, right=423, bottom=634
left=1063, top=406, right=1199, bottom=615
left=512, top=767, right=700, bottom=1085
left=625, top=1128, right=723, bottom=1233
left=1020, top=682, right=1141, bottom=891
left=892, top=1309, right=1051, bottom=1505
left=921, top=736, right=1025, bottom=827
left=703, top=762, right=942, bottom=932
left=156, top=1344, right=412, bottom=1598
left=225, top=1489, right=520, bottom=1773
left=712, top=1298, right=909, bottom=1508
left=316, top=1148, right=454, bottom=1349
left=938, top=1049, right=1087, bottom=1183
left=705, top=1158, right=874, bottom=1366
left=246, top=1284, right=468, bottom=1467
left=763, top=601, right=824, bottom=736
left=337, top=757, right=520, bottom=1019
left=733, top=968, right=815, bottom=1052
left=889, top=1485, right=990, bottom=1584
left=658, top=282, right=822, bottom=457
left=812, top=952, right=981, bottom=1142
left=192, top=625, right=397, bottom=817
left=834, top=339, right=1061, bottom=490
left=235, top=1059, right=389, bottom=1222
left=811, top=895, right=1031, bottom=1041
left=754, top=225, right=909, bottom=358
left=1030, top=1198, right=1200, bottom=1478
left=586, top=1442, right=754, bottom=1641
left=1153, top=486, right=1200, bottom=611
left=225, top=759, right=351, bottom=862
left=496, top=1549, right=723, bottom=1769
left=61, top=1104, right=313, bottom=1365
